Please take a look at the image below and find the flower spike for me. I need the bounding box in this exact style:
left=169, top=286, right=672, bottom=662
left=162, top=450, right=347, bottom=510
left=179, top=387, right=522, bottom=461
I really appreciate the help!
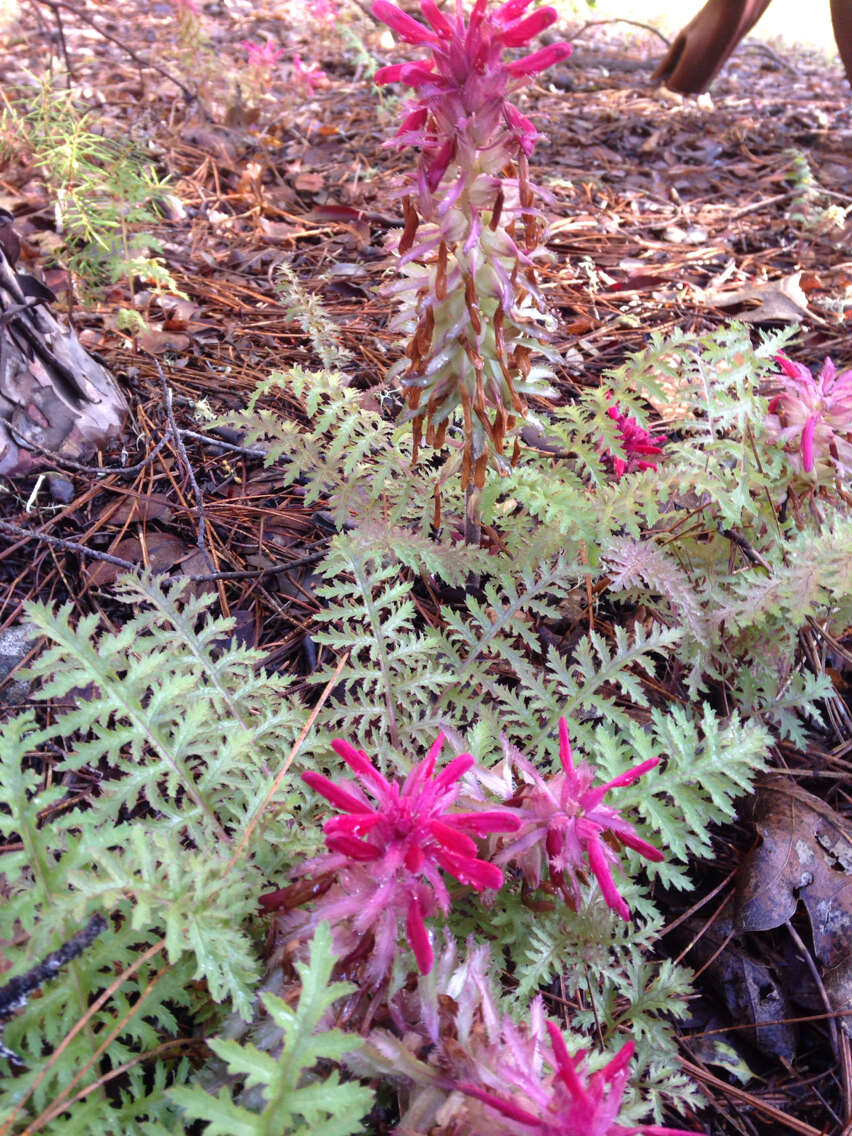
left=372, top=0, right=572, bottom=488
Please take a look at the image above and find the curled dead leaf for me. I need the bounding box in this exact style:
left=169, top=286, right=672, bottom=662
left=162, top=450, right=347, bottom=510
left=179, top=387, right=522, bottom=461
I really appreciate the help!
left=735, top=778, right=852, bottom=1035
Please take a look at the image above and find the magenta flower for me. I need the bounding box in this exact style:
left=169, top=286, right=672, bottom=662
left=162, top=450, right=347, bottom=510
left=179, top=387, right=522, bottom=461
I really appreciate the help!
left=311, top=0, right=338, bottom=26
left=372, top=0, right=571, bottom=489
left=241, top=39, right=285, bottom=70
left=764, top=353, right=852, bottom=482
left=458, top=1023, right=699, bottom=1136
left=494, top=720, right=664, bottom=921
left=374, top=0, right=572, bottom=163
left=170, top=0, right=200, bottom=14
left=262, top=734, right=520, bottom=981
left=601, top=402, right=666, bottom=480
left=293, top=54, right=328, bottom=93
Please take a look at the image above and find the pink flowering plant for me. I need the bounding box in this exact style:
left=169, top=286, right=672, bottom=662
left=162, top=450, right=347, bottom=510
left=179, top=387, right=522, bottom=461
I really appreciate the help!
left=350, top=937, right=700, bottom=1134
left=373, top=0, right=572, bottom=491
left=252, top=705, right=711, bottom=1131
left=601, top=401, right=667, bottom=481
left=239, top=38, right=285, bottom=105
left=262, top=732, right=520, bottom=983
left=764, top=352, right=852, bottom=491
left=493, top=719, right=664, bottom=921
left=293, top=54, right=328, bottom=94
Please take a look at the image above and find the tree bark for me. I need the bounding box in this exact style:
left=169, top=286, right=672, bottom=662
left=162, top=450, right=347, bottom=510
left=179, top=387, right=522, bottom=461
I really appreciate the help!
left=0, top=214, right=127, bottom=477
left=651, top=0, right=774, bottom=93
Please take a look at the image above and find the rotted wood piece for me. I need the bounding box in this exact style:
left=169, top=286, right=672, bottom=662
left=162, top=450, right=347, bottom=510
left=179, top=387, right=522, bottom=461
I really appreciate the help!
left=0, top=212, right=127, bottom=477
left=652, top=0, right=852, bottom=92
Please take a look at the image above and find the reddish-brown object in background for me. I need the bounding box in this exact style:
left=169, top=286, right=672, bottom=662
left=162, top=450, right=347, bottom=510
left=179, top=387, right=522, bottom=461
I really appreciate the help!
left=653, top=0, right=852, bottom=92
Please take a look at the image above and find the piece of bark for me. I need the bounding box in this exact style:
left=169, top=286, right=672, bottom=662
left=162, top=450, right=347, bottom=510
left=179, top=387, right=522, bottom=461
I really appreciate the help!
left=0, top=214, right=127, bottom=477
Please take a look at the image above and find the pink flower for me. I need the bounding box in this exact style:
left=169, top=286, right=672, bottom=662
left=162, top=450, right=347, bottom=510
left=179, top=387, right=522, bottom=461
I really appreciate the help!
left=373, top=0, right=572, bottom=157
left=311, top=0, right=338, bottom=26
left=261, top=734, right=520, bottom=981
left=241, top=39, right=285, bottom=70
left=764, top=353, right=852, bottom=481
left=601, top=402, right=666, bottom=480
left=458, top=1021, right=700, bottom=1136
left=170, top=0, right=200, bottom=14
left=494, top=720, right=663, bottom=921
left=358, top=943, right=699, bottom=1135
left=293, top=54, right=328, bottom=93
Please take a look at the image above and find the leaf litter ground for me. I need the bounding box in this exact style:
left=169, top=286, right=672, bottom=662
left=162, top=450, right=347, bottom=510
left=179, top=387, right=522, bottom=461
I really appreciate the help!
left=0, top=2, right=851, bottom=1133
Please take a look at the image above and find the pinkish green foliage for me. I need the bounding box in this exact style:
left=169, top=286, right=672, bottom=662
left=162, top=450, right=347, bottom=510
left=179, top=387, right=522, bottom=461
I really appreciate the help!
left=372, top=0, right=571, bottom=487
left=765, top=353, right=852, bottom=484
left=358, top=939, right=699, bottom=1135
left=458, top=1023, right=698, bottom=1135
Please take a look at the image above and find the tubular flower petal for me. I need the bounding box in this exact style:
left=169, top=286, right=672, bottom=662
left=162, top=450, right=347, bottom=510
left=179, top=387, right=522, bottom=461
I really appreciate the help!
left=373, top=0, right=439, bottom=43
left=505, top=41, right=572, bottom=75
left=502, top=9, right=559, bottom=47
left=764, top=353, right=852, bottom=482
left=494, top=718, right=663, bottom=920
left=263, top=733, right=519, bottom=982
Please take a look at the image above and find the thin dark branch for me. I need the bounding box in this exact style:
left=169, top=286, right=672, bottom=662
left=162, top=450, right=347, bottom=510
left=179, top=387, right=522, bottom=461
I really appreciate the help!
left=0, top=520, right=139, bottom=571
left=185, top=548, right=328, bottom=583
left=0, top=913, right=108, bottom=1021
left=9, top=424, right=172, bottom=477
left=50, top=2, right=74, bottom=85
left=157, top=361, right=216, bottom=574
left=572, top=18, right=671, bottom=48
left=177, top=429, right=271, bottom=461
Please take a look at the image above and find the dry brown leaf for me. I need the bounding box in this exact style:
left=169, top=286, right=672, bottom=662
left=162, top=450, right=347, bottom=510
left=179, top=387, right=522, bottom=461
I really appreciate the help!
left=701, top=272, right=811, bottom=323
left=83, top=533, right=192, bottom=588
left=735, top=778, right=852, bottom=1034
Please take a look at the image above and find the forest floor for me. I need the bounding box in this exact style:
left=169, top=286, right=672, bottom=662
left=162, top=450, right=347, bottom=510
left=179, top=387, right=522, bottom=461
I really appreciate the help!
left=1, top=1, right=851, bottom=1133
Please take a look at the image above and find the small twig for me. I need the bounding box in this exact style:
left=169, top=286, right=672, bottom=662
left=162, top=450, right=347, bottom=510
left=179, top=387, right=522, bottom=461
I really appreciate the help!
left=785, top=919, right=840, bottom=1058
left=0, top=914, right=107, bottom=1061
left=740, top=39, right=798, bottom=76
left=157, top=361, right=215, bottom=575
left=178, top=428, right=271, bottom=461
left=225, top=649, right=350, bottom=872
left=185, top=549, right=328, bottom=583
left=0, top=520, right=139, bottom=572
left=49, top=2, right=73, bottom=85
left=9, top=424, right=172, bottom=477
left=571, top=18, right=670, bottom=49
